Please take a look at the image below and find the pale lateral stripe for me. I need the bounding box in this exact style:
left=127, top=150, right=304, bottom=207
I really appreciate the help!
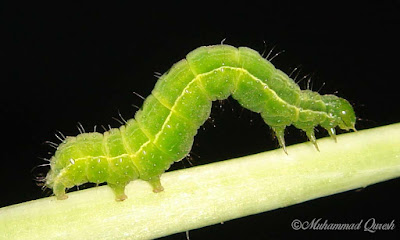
left=55, top=66, right=333, bottom=182
left=133, top=66, right=298, bottom=159
left=152, top=93, right=196, bottom=128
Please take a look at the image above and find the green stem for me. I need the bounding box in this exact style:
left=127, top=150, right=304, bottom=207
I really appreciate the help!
left=1, top=123, right=400, bottom=240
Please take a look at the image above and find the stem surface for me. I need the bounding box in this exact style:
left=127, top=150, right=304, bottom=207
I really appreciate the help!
left=1, top=123, right=400, bottom=240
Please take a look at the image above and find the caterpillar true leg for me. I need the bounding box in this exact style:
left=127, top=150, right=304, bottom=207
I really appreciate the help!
left=305, top=128, right=320, bottom=151
left=271, top=126, right=288, bottom=154
left=326, top=127, right=337, bottom=142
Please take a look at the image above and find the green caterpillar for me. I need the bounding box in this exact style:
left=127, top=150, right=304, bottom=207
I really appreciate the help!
left=45, top=44, right=356, bottom=201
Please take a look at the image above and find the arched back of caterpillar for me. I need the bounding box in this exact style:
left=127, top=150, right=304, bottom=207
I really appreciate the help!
left=45, top=44, right=356, bottom=201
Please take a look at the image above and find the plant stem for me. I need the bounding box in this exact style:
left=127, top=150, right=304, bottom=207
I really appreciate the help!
left=1, top=123, right=400, bottom=240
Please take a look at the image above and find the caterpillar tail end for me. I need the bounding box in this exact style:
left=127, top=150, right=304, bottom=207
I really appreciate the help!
left=57, top=194, right=68, bottom=200
left=53, top=182, right=68, bottom=200
left=272, top=127, right=288, bottom=155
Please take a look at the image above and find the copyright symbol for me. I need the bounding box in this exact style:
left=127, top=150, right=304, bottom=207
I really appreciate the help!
left=291, top=219, right=302, bottom=230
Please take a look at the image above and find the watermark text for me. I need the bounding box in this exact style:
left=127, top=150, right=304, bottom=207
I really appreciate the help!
left=291, top=218, right=395, bottom=233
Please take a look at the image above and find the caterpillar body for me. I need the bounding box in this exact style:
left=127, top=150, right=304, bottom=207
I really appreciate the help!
left=45, top=44, right=356, bottom=201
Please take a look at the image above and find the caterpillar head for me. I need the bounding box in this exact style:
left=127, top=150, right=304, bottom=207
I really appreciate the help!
left=322, top=95, right=356, bottom=131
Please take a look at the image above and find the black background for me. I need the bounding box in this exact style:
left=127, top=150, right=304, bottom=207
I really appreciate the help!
left=2, top=1, right=400, bottom=239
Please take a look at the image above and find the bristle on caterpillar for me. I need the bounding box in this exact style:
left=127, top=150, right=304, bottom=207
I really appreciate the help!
left=44, top=44, right=356, bottom=201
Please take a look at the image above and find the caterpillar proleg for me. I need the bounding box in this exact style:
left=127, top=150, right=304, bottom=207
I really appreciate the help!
left=45, top=45, right=356, bottom=201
